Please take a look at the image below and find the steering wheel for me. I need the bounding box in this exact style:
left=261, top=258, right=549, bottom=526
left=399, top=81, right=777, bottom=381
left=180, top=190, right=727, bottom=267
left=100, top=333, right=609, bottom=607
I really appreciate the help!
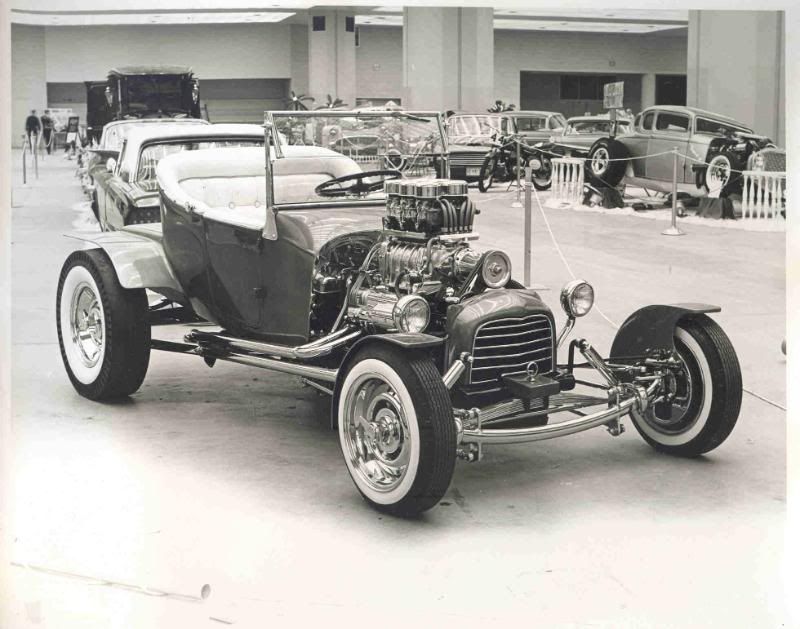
left=315, top=169, right=402, bottom=198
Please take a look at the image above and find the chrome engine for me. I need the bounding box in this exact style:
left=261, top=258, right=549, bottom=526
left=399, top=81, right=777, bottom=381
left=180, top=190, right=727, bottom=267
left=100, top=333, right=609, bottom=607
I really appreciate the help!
left=311, top=178, right=508, bottom=336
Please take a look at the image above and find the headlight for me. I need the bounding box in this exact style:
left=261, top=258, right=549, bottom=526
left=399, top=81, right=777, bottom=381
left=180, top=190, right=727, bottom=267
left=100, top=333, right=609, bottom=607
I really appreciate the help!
left=481, top=251, right=512, bottom=289
left=393, top=295, right=430, bottom=333
left=560, top=279, right=594, bottom=318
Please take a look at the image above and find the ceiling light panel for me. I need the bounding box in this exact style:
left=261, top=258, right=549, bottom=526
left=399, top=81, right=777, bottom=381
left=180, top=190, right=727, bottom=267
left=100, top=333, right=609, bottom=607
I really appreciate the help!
left=11, top=11, right=295, bottom=26
left=492, top=19, right=683, bottom=33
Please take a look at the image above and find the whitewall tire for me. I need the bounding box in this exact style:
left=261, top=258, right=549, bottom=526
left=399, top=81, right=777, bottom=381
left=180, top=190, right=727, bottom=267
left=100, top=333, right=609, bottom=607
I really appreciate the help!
left=337, top=345, right=456, bottom=517
left=57, top=249, right=151, bottom=400
left=630, top=315, right=742, bottom=456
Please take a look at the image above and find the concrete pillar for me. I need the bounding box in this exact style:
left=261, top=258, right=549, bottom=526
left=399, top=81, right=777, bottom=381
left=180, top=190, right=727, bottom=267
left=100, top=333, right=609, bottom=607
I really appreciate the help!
left=687, top=10, right=784, bottom=145
left=289, top=23, right=309, bottom=98
left=641, top=73, right=656, bottom=109
left=307, top=9, right=356, bottom=108
left=403, top=7, right=494, bottom=111
left=11, top=24, right=47, bottom=148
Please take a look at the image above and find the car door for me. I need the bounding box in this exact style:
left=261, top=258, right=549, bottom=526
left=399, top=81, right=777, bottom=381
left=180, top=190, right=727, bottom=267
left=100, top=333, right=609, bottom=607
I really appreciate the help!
left=203, top=214, right=265, bottom=334
left=646, top=111, right=690, bottom=183
left=625, top=112, right=653, bottom=178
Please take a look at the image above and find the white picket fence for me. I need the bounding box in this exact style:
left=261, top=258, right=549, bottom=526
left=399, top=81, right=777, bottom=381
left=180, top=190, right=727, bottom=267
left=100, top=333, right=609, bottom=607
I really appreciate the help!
left=551, top=157, right=585, bottom=205
left=741, top=171, right=786, bottom=221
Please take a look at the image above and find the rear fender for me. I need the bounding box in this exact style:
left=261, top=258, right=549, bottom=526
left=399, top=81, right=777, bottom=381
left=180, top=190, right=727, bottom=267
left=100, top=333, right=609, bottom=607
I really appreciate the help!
left=609, top=303, right=721, bottom=359
left=65, top=230, right=186, bottom=303
left=330, top=333, right=445, bottom=428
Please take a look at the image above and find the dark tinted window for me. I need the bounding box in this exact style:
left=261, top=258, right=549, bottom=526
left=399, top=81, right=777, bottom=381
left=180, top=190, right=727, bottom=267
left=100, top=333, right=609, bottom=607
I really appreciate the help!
left=655, top=112, right=690, bottom=133
left=312, top=15, right=325, bottom=31
left=560, top=75, right=617, bottom=100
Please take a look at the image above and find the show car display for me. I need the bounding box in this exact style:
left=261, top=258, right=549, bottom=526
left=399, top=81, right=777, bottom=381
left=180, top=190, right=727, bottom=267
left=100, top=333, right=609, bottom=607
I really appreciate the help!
left=93, top=123, right=264, bottom=230
left=85, top=66, right=203, bottom=143
left=85, top=117, right=211, bottom=217
left=57, top=110, right=742, bottom=517
left=585, top=105, right=784, bottom=196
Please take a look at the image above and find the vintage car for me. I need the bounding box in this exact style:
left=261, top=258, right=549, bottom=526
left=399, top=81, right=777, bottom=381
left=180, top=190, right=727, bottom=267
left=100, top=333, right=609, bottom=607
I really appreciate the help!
left=446, top=113, right=512, bottom=183
left=85, top=118, right=210, bottom=214
left=586, top=105, right=783, bottom=196
left=57, top=110, right=742, bottom=517
left=95, top=123, right=264, bottom=230
left=509, top=110, right=567, bottom=146
left=86, top=65, right=203, bottom=143
left=447, top=111, right=566, bottom=184
left=520, top=116, right=633, bottom=191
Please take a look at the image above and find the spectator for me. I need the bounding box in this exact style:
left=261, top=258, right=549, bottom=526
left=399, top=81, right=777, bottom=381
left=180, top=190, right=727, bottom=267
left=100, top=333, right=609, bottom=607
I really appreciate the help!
left=25, top=109, right=41, bottom=148
left=40, top=109, right=54, bottom=154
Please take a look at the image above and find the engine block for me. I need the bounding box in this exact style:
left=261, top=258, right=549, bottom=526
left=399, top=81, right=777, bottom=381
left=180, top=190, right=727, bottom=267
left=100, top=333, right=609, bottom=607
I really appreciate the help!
left=383, top=179, right=476, bottom=235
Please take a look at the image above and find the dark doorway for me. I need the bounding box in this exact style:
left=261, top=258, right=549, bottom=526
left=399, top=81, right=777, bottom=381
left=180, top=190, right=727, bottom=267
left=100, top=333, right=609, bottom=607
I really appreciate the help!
left=655, top=75, right=687, bottom=106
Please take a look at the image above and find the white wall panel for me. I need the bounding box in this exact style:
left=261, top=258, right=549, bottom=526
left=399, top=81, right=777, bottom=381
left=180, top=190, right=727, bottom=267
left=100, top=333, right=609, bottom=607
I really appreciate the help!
left=44, top=23, right=292, bottom=82
left=494, top=30, right=687, bottom=107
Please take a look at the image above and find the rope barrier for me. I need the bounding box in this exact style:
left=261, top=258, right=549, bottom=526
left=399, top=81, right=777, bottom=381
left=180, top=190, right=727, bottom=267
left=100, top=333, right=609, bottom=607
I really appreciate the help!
left=521, top=175, right=785, bottom=413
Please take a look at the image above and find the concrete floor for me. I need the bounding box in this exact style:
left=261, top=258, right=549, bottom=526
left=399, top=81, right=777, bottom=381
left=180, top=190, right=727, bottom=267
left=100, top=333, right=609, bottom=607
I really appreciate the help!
left=4, top=152, right=790, bottom=627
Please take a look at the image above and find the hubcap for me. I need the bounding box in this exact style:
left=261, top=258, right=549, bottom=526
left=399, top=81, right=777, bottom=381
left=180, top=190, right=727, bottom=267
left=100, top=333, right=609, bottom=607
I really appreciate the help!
left=591, top=148, right=610, bottom=175
left=342, top=375, right=411, bottom=493
left=70, top=282, right=104, bottom=368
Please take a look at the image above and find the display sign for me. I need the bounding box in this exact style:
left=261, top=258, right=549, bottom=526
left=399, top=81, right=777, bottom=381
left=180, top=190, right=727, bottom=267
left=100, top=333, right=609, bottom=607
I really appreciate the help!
left=603, top=82, right=624, bottom=109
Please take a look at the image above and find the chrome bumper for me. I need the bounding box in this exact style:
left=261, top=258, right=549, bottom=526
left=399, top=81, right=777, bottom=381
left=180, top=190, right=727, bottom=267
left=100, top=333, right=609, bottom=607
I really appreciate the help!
left=458, top=380, right=658, bottom=445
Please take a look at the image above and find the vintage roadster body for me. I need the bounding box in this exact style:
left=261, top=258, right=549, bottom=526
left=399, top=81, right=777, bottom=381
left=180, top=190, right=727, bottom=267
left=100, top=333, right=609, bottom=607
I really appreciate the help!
left=57, top=110, right=742, bottom=517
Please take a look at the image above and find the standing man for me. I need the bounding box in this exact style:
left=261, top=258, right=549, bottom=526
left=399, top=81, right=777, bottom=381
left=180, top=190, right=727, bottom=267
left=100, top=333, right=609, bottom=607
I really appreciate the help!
left=25, top=109, right=41, bottom=148
left=40, top=110, right=54, bottom=154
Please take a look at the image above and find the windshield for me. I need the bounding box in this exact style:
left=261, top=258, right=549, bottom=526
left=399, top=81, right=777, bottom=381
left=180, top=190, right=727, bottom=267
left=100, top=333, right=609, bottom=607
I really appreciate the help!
left=136, top=138, right=262, bottom=182
left=124, top=75, right=190, bottom=115
left=448, top=115, right=506, bottom=144
left=267, top=111, right=446, bottom=206
left=565, top=119, right=631, bottom=135
left=515, top=116, right=548, bottom=132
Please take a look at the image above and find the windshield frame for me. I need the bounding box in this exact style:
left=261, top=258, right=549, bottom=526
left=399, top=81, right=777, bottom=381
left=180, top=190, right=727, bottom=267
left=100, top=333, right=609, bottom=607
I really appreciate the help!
left=262, top=110, right=449, bottom=219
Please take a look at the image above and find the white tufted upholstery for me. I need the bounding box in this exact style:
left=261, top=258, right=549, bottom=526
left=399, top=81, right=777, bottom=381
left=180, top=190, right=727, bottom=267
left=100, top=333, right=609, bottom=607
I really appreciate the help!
left=156, top=146, right=363, bottom=229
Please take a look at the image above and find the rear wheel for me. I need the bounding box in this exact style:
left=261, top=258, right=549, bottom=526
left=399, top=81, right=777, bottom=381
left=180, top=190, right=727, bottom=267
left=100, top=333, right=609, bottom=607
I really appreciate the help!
left=587, top=139, right=627, bottom=187
left=478, top=152, right=499, bottom=192
left=57, top=249, right=151, bottom=400
left=630, top=315, right=741, bottom=457
left=338, top=345, right=456, bottom=517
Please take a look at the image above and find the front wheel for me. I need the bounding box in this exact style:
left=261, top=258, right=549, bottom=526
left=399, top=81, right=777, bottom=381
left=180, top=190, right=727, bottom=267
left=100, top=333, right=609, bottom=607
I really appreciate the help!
left=338, top=345, right=457, bottom=517
left=57, top=249, right=151, bottom=400
left=630, top=315, right=742, bottom=457
left=530, top=153, right=553, bottom=191
left=478, top=152, right=499, bottom=192
left=587, top=139, right=627, bottom=187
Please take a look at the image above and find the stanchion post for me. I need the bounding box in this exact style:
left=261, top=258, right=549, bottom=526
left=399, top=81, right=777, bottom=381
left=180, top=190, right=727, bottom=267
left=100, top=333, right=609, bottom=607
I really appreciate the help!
left=22, top=135, right=27, bottom=185
left=33, top=132, right=39, bottom=179
left=511, top=136, right=523, bottom=208
left=524, top=166, right=533, bottom=286
left=661, top=147, right=685, bottom=236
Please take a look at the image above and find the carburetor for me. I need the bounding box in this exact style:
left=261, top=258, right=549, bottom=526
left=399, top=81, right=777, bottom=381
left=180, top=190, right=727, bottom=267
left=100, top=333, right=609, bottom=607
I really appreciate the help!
left=383, top=178, right=476, bottom=235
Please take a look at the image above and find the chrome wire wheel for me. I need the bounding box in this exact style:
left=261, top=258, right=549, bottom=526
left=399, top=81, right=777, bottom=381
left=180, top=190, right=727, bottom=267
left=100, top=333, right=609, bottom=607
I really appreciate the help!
left=705, top=155, right=732, bottom=194
left=590, top=147, right=610, bottom=176
left=342, top=373, right=412, bottom=494
left=70, top=281, right=104, bottom=368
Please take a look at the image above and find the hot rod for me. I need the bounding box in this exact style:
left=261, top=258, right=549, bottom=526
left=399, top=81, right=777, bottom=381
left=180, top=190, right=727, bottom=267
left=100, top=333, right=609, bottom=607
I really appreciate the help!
left=57, top=110, right=742, bottom=517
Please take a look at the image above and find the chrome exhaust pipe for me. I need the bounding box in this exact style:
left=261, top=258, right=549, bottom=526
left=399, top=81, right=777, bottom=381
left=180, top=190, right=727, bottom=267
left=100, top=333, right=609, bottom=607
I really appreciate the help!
left=216, top=352, right=338, bottom=382
left=186, top=326, right=361, bottom=361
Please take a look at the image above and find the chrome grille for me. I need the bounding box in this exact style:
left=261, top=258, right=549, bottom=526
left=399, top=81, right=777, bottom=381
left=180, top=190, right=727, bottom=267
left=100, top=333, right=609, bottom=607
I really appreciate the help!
left=761, top=149, right=785, bottom=173
left=450, top=152, right=488, bottom=167
left=470, top=313, right=554, bottom=385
